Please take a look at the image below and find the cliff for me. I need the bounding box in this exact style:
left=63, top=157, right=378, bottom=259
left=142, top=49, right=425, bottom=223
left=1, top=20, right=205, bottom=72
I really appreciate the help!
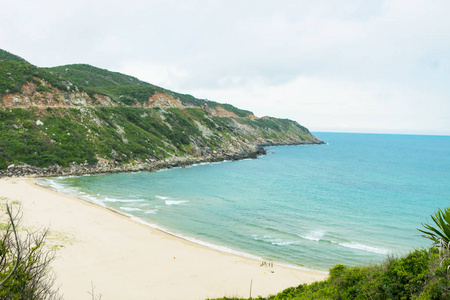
left=0, top=49, right=323, bottom=177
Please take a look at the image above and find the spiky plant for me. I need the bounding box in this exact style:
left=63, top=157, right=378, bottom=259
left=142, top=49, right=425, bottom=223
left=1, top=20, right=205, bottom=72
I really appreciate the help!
left=419, top=207, right=450, bottom=248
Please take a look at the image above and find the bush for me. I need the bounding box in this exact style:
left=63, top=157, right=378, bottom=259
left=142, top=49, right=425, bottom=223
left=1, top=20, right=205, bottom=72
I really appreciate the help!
left=0, top=201, right=61, bottom=299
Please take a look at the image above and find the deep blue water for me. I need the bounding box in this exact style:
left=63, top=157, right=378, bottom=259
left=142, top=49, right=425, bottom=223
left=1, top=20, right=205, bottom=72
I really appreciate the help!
left=39, top=132, right=450, bottom=270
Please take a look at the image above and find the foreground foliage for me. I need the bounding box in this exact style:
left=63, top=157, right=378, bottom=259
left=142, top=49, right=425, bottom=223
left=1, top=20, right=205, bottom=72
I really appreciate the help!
left=0, top=202, right=61, bottom=299
left=419, top=207, right=450, bottom=248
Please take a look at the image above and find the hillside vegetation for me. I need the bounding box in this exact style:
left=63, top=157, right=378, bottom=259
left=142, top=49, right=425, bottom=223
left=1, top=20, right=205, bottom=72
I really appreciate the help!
left=47, top=64, right=254, bottom=117
left=0, top=49, right=322, bottom=175
left=0, top=106, right=312, bottom=170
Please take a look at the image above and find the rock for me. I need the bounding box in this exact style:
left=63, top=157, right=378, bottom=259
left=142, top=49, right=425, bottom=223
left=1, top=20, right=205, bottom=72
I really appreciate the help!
left=190, top=146, right=202, bottom=156
left=111, top=150, right=122, bottom=162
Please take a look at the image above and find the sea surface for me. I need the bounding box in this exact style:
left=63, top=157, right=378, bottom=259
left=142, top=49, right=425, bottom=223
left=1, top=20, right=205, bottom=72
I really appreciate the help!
left=38, top=132, right=450, bottom=271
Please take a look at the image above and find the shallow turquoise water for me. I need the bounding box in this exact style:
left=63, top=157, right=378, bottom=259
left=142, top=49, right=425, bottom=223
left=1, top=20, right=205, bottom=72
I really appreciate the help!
left=39, top=132, right=450, bottom=270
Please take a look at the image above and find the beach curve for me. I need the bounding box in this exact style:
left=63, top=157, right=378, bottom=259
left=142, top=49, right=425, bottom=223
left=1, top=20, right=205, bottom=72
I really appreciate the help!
left=0, top=177, right=326, bottom=300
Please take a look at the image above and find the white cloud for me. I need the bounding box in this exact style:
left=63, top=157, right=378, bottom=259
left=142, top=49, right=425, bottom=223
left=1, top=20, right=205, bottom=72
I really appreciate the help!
left=117, top=61, right=188, bottom=88
left=185, top=75, right=449, bottom=135
left=1, top=0, right=449, bottom=134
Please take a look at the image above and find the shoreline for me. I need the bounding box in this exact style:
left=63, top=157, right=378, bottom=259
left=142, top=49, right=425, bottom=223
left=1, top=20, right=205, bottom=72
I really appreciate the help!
left=0, top=141, right=324, bottom=179
left=38, top=174, right=326, bottom=274
left=0, top=177, right=327, bottom=300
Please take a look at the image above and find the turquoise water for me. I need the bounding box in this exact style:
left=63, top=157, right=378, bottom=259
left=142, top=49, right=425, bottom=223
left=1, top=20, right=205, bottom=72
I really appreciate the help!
left=39, top=132, right=450, bottom=271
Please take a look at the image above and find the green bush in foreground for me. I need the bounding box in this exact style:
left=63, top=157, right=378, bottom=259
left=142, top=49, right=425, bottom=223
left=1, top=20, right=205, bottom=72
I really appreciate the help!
left=0, top=202, right=61, bottom=299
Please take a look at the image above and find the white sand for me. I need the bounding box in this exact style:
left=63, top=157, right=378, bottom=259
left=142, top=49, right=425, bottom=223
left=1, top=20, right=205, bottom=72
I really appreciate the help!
left=0, top=178, right=326, bottom=300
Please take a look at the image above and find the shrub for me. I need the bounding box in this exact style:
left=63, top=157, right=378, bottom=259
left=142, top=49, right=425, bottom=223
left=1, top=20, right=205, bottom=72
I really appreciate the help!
left=0, top=201, right=61, bottom=299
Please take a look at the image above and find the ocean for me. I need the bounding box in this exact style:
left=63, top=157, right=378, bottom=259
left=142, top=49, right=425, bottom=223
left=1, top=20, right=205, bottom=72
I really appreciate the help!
left=38, top=132, right=450, bottom=271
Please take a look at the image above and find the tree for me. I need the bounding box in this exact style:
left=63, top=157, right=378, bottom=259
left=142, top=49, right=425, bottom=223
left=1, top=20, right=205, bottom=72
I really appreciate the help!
left=418, top=207, right=450, bottom=248
left=0, top=201, right=62, bottom=299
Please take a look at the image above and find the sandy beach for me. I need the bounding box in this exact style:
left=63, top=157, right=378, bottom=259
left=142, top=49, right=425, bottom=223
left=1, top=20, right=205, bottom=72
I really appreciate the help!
left=0, top=177, right=326, bottom=300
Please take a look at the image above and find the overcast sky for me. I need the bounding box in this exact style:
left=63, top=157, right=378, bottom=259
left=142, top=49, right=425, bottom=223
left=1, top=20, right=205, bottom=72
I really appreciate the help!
left=1, top=0, right=449, bottom=135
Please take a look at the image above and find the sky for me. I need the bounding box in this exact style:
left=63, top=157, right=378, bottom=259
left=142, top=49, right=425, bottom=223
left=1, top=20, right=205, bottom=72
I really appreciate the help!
left=1, top=0, right=449, bottom=135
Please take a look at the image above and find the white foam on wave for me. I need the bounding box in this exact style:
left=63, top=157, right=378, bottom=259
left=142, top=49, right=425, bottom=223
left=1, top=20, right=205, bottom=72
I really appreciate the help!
left=272, top=240, right=296, bottom=246
left=339, top=242, right=390, bottom=255
left=252, top=235, right=297, bottom=246
left=165, top=200, right=188, bottom=206
left=300, top=229, right=325, bottom=242
left=297, top=228, right=390, bottom=255
left=145, top=209, right=158, bottom=214
left=36, top=179, right=106, bottom=207
left=120, top=207, right=142, bottom=212
left=103, top=197, right=145, bottom=203
left=37, top=179, right=69, bottom=194
left=186, top=162, right=211, bottom=168
left=155, top=195, right=168, bottom=200
left=82, top=194, right=107, bottom=207
left=252, top=234, right=271, bottom=240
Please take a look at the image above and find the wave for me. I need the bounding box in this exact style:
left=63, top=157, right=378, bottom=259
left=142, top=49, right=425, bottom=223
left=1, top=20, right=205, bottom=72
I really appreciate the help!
left=155, top=195, right=168, bottom=200
left=103, top=197, right=146, bottom=203
left=252, top=235, right=297, bottom=246
left=36, top=179, right=106, bottom=207
left=165, top=200, right=188, bottom=206
left=38, top=179, right=73, bottom=194
left=145, top=209, right=158, bottom=214
left=300, top=229, right=325, bottom=242
left=119, top=207, right=142, bottom=212
left=186, top=161, right=214, bottom=168
left=297, top=231, right=390, bottom=255
left=37, top=179, right=147, bottom=206
left=272, top=240, right=297, bottom=246
left=339, top=242, right=391, bottom=255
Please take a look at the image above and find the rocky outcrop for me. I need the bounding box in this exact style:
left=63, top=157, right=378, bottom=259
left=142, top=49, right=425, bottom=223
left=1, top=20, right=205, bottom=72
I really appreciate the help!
left=0, top=134, right=327, bottom=179
left=1, top=145, right=266, bottom=178
left=93, top=94, right=117, bottom=107
left=204, top=105, right=239, bottom=118
left=146, top=93, right=184, bottom=108
left=2, top=81, right=96, bottom=108
left=1, top=79, right=121, bottom=108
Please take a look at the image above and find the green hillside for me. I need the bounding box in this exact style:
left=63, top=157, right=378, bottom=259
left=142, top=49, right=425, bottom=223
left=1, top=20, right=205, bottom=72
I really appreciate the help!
left=0, top=60, right=79, bottom=97
left=47, top=64, right=149, bottom=87
left=0, top=49, right=29, bottom=63
left=0, top=105, right=316, bottom=171
left=48, top=64, right=254, bottom=116
left=0, top=48, right=322, bottom=174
